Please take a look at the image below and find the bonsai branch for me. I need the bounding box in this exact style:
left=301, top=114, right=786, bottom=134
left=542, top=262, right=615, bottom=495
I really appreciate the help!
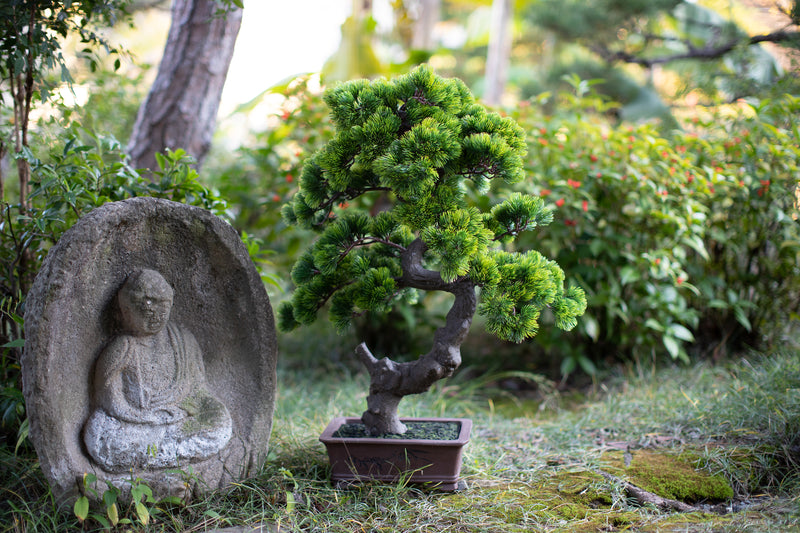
left=493, top=217, right=533, bottom=242
left=459, top=158, right=500, bottom=181
left=340, top=236, right=406, bottom=260
left=410, top=87, right=434, bottom=107
left=399, top=238, right=466, bottom=292
left=313, top=186, right=393, bottom=226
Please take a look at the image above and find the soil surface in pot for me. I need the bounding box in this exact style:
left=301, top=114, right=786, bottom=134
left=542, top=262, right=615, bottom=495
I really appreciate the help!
left=333, top=421, right=462, bottom=440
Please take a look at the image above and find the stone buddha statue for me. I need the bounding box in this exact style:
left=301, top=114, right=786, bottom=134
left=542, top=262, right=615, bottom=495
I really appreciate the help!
left=83, top=269, right=232, bottom=472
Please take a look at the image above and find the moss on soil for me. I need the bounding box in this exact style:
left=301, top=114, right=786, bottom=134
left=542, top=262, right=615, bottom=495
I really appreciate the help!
left=438, top=447, right=735, bottom=531
left=442, top=480, right=638, bottom=532
left=634, top=511, right=734, bottom=532
left=602, top=449, right=734, bottom=502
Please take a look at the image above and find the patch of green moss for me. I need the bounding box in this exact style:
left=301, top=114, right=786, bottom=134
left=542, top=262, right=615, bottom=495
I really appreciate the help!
left=440, top=476, right=637, bottom=532
left=438, top=451, right=737, bottom=532
left=636, top=511, right=733, bottom=532
left=554, top=512, right=640, bottom=533
left=439, top=476, right=745, bottom=533
left=550, top=470, right=613, bottom=507
left=180, top=392, right=226, bottom=434
left=603, top=449, right=734, bottom=503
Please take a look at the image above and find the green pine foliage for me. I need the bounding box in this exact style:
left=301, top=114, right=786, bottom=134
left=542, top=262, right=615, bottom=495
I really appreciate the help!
left=279, top=65, right=586, bottom=344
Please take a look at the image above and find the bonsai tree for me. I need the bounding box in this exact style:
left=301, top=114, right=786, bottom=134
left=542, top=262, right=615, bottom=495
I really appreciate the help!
left=279, top=65, right=586, bottom=435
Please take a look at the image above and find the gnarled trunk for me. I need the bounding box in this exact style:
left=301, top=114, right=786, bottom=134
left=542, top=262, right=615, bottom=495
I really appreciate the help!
left=355, top=238, right=477, bottom=435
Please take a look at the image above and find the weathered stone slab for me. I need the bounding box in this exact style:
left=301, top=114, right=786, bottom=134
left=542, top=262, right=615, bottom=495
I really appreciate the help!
left=22, top=197, right=277, bottom=504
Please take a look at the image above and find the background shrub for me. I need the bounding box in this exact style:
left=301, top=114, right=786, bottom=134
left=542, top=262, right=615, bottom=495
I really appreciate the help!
left=680, top=95, right=800, bottom=356
left=506, top=87, right=800, bottom=374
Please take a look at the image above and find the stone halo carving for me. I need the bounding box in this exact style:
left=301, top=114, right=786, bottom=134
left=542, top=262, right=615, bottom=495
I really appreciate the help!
left=22, top=197, right=278, bottom=504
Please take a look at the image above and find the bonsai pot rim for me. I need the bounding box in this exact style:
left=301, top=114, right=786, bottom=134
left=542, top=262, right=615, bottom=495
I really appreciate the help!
left=319, top=416, right=472, bottom=491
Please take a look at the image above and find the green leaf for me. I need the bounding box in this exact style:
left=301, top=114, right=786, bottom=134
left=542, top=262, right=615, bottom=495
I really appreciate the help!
left=74, top=496, right=89, bottom=522
left=15, top=418, right=29, bottom=454
left=285, top=491, right=296, bottom=514
left=678, top=281, right=700, bottom=296
left=663, top=335, right=680, bottom=359
left=153, top=152, right=166, bottom=171
left=582, top=314, right=599, bottom=342
left=159, top=496, right=185, bottom=506
left=577, top=355, right=597, bottom=375
left=734, top=306, right=752, bottom=332
left=708, top=298, right=728, bottom=309
left=682, top=234, right=709, bottom=260
left=93, top=515, right=111, bottom=529
left=102, top=487, right=117, bottom=508
left=107, top=502, right=119, bottom=527
left=135, top=501, right=150, bottom=526
left=560, top=356, right=576, bottom=376
left=131, top=481, right=154, bottom=503
left=644, top=318, right=665, bottom=332
left=2, top=339, right=25, bottom=348
left=620, top=266, right=640, bottom=285
left=667, top=324, right=695, bottom=342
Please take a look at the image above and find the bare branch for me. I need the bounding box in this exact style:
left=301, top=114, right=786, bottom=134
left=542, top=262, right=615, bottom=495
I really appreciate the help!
left=595, top=29, right=800, bottom=68
left=598, top=470, right=698, bottom=513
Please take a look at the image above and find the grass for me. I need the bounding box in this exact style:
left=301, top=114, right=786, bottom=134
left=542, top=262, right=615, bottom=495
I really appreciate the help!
left=2, top=341, right=799, bottom=531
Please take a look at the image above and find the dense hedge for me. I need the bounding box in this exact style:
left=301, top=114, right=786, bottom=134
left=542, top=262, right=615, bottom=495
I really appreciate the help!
left=507, top=91, right=799, bottom=372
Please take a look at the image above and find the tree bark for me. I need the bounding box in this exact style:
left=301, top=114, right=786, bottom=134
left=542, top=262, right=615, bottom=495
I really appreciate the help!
left=356, top=239, right=477, bottom=435
left=411, top=0, right=441, bottom=51
left=484, top=0, right=513, bottom=106
left=127, top=0, right=242, bottom=174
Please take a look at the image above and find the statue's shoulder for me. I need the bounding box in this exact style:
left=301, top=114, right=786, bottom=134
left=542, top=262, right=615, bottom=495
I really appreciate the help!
left=95, top=334, right=133, bottom=381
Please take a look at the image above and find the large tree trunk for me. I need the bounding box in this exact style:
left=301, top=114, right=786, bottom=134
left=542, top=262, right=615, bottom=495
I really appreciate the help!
left=411, top=0, right=441, bottom=51
left=355, top=239, right=477, bottom=435
left=127, top=0, right=242, bottom=173
left=484, top=0, right=513, bottom=106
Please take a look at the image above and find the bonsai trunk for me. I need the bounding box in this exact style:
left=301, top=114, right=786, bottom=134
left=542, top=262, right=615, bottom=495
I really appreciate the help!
left=355, top=239, right=477, bottom=435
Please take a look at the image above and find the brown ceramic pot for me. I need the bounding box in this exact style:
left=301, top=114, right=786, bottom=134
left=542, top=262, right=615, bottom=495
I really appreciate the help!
left=319, top=416, right=472, bottom=491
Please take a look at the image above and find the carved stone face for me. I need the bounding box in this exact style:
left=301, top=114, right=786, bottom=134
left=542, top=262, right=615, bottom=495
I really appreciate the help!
left=118, top=269, right=174, bottom=336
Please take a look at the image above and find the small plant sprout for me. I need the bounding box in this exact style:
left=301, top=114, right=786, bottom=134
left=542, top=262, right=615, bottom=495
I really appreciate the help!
left=279, top=65, right=586, bottom=435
